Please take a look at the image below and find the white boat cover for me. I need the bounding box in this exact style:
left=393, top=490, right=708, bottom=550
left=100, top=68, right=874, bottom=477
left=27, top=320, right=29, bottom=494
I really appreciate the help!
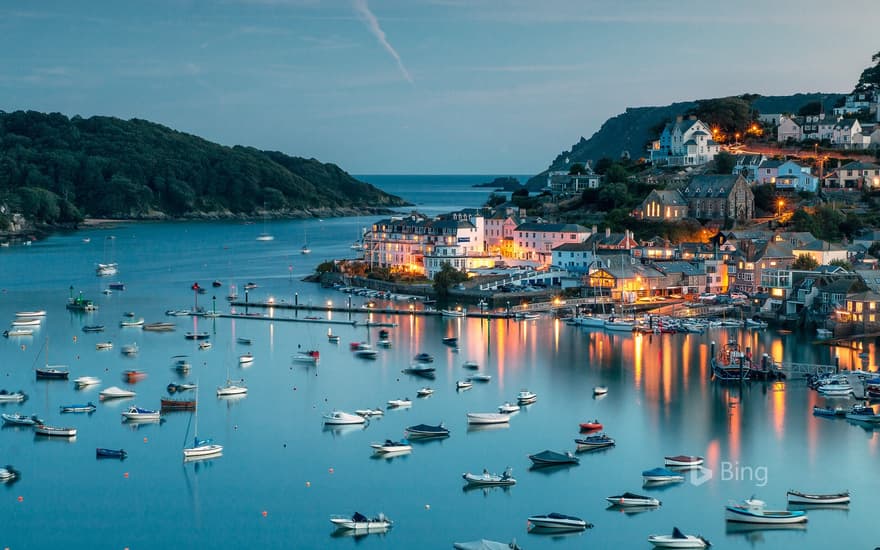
left=453, top=540, right=519, bottom=550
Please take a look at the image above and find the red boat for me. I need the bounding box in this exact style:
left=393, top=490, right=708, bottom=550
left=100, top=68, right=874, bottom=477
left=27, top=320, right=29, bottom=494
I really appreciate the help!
left=124, top=370, right=147, bottom=383
left=160, top=397, right=196, bottom=411
left=579, top=420, right=603, bottom=431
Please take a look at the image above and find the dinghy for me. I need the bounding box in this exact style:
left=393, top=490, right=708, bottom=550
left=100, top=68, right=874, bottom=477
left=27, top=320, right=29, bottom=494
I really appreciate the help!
left=574, top=433, right=616, bottom=451
left=370, top=440, right=412, bottom=454
left=725, top=497, right=807, bottom=524
left=642, top=468, right=685, bottom=483
left=528, top=450, right=579, bottom=466
left=527, top=512, right=591, bottom=532
left=664, top=455, right=704, bottom=467
left=329, top=512, right=392, bottom=531
left=606, top=492, right=661, bottom=507
left=579, top=420, right=603, bottom=431
left=462, top=467, right=515, bottom=487
left=466, top=413, right=510, bottom=425
left=647, top=527, right=710, bottom=548
left=60, top=402, right=96, bottom=413
left=1, top=413, right=42, bottom=426
left=323, top=411, right=366, bottom=425
left=354, top=408, right=384, bottom=417
left=96, top=448, right=127, bottom=459
left=786, top=490, right=850, bottom=505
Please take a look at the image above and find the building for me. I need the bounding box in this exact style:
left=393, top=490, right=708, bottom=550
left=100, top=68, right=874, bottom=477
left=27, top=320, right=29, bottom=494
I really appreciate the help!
left=831, top=119, right=863, bottom=148
left=756, top=159, right=784, bottom=185
left=732, top=153, right=766, bottom=183
left=512, top=222, right=591, bottom=264
left=680, top=174, right=754, bottom=221
left=840, top=290, right=880, bottom=328
left=633, top=189, right=688, bottom=220
left=551, top=242, right=598, bottom=274
left=484, top=206, right=523, bottom=256
left=548, top=171, right=600, bottom=195
left=776, top=115, right=802, bottom=142
left=583, top=228, right=638, bottom=251
left=823, top=161, right=880, bottom=189
left=792, top=240, right=848, bottom=265
left=587, top=259, right=667, bottom=303
left=833, top=92, right=876, bottom=116
left=774, top=160, right=818, bottom=192
left=730, top=238, right=795, bottom=294
left=648, top=116, right=720, bottom=166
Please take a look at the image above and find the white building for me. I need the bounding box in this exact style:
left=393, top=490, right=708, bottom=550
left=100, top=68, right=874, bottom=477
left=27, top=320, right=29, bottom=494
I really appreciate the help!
left=513, top=222, right=591, bottom=265
left=648, top=116, right=720, bottom=166
left=776, top=115, right=802, bottom=142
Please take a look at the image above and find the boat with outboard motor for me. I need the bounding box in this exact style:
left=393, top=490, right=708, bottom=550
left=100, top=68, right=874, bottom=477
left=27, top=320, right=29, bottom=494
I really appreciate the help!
left=462, top=467, right=515, bottom=487
left=526, top=512, right=591, bottom=532
left=725, top=497, right=807, bottom=524
left=606, top=492, right=661, bottom=507
left=647, top=527, right=710, bottom=548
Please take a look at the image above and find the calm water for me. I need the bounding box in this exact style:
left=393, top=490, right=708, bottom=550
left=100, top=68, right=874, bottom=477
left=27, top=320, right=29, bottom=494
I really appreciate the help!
left=0, top=177, right=876, bottom=549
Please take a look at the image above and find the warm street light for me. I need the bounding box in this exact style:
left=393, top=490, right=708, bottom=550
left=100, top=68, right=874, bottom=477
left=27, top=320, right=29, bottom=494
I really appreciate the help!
left=777, top=199, right=784, bottom=218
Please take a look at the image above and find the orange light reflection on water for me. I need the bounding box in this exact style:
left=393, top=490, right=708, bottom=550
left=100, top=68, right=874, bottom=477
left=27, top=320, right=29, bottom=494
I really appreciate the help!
left=633, top=333, right=643, bottom=390
left=771, top=382, right=785, bottom=437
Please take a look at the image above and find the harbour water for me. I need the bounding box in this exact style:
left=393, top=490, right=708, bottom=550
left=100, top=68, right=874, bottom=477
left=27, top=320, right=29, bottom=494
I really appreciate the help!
left=0, top=176, right=877, bottom=549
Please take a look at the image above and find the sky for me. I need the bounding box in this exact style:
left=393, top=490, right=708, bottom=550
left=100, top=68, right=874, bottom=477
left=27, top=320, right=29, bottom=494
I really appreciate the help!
left=1, top=0, right=879, bottom=175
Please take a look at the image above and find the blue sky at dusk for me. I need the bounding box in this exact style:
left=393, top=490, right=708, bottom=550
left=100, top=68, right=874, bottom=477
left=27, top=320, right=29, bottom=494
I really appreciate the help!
left=1, top=0, right=878, bottom=174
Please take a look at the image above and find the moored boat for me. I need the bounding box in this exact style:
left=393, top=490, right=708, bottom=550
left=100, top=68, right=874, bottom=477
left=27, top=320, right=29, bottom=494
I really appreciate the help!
left=35, top=367, right=69, bottom=380
left=575, top=433, right=616, bottom=451
left=185, top=331, right=210, bottom=340
left=217, top=379, right=248, bottom=396
left=0, top=390, right=27, bottom=402
left=725, top=497, right=807, bottom=524
left=161, top=397, right=196, bottom=411
left=354, top=408, right=384, bottom=417
left=60, top=402, right=96, bottom=413
left=606, top=492, right=661, bottom=507
left=387, top=398, right=412, bottom=408
left=100, top=386, right=136, bottom=400
left=404, top=423, right=449, bottom=439
left=3, top=328, right=34, bottom=337
left=370, top=439, right=412, bottom=454
left=403, top=363, right=436, bottom=376
left=527, top=512, right=590, bottom=531
left=593, top=385, right=608, bottom=395
left=96, top=448, right=127, bottom=459
left=323, top=410, right=366, bottom=425
left=786, top=490, right=850, bottom=505
left=462, top=467, right=516, bottom=486
left=845, top=404, right=880, bottom=423
left=579, top=420, right=603, bottom=431
left=468, top=374, right=491, bottom=382
left=416, top=387, right=434, bottom=397
left=15, top=310, right=46, bottom=318
left=456, top=380, right=473, bottom=390
left=292, top=350, right=320, bottom=364
left=454, top=540, right=521, bottom=550
left=812, top=405, right=846, bottom=417
left=466, top=412, right=510, bottom=425
left=120, top=318, right=145, bottom=327
left=462, top=360, right=479, bottom=369
left=121, top=406, right=161, bottom=421
left=647, top=527, right=710, bottom=548
left=143, top=322, right=176, bottom=332
left=414, top=352, right=434, bottom=363
left=329, top=512, right=392, bottom=531
left=11, top=318, right=41, bottom=327
left=642, top=467, right=685, bottom=483
left=35, top=424, right=77, bottom=437
left=529, top=450, right=579, bottom=466
left=0, top=465, right=21, bottom=482
left=516, top=390, right=537, bottom=404
left=121, top=343, right=138, bottom=356
left=1, top=413, right=42, bottom=426
left=95, top=342, right=113, bottom=350
left=82, top=324, right=105, bottom=333
left=664, top=455, right=704, bottom=467
left=239, top=353, right=254, bottom=365
left=498, top=402, right=520, bottom=413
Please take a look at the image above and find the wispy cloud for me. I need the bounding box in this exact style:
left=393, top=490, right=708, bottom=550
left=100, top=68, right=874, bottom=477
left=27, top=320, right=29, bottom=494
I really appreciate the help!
left=352, top=0, right=413, bottom=85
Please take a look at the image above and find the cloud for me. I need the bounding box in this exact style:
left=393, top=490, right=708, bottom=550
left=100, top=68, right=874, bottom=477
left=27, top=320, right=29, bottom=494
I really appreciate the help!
left=352, top=0, right=413, bottom=84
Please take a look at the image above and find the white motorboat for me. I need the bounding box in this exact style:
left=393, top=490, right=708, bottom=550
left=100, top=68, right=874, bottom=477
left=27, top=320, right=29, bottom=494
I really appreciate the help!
left=96, top=262, right=118, bottom=276
left=593, top=386, right=608, bottom=396
left=3, top=328, right=34, bottom=337
left=11, top=318, right=40, bottom=327
left=323, top=411, right=367, bottom=425
left=0, top=466, right=20, bottom=482
left=95, top=342, right=113, bottom=350
left=416, top=387, right=434, bottom=397
left=293, top=351, right=320, bottom=364
left=239, top=353, right=254, bottom=365
left=121, top=343, right=138, bottom=356
left=818, top=385, right=854, bottom=397
left=354, top=345, right=378, bottom=359
left=121, top=406, right=161, bottom=421
left=256, top=232, right=274, bottom=242
left=468, top=374, right=491, bottom=382
left=604, top=319, right=634, bottom=332
left=647, top=527, right=710, bottom=548
left=74, top=376, right=101, bottom=388
left=0, top=391, right=27, bottom=402
left=642, top=468, right=685, bottom=483
left=462, top=467, right=516, bottom=486
left=498, top=402, right=520, bottom=413
left=1, top=413, right=43, bottom=426
left=329, top=512, right=392, bottom=531
left=725, top=497, right=807, bottom=524
left=606, top=492, right=661, bottom=507
left=786, top=490, right=850, bottom=505
left=745, top=318, right=768, bottom=329
left=845, top=404, right=880, bottom=423
left=466, top=413, right=511, bottom=425
left=119, top=318, right=144, bottom=327
left=35, top=424, right=77, bottom=437
left=370, top=439, right=412, bottom=454
left=217, top=379, right=248, bottom=396
left=527, top=513, right=590, bottom=532
left=15, top=310, right=46, bottom=318
left=456, top=380, right=473, bottom=390
left=454, top=540, right=522, bottom=550
left=99, top=386, right=136, bottom=400
left=516, top=390, right=537, bottom=404
left=664, top=455, right=704, bottom=467
left=354, top=408, right=384, bottom=417
left=462, top=360, right=479, bottom=370
left=387, top=398, right=412, bottom=408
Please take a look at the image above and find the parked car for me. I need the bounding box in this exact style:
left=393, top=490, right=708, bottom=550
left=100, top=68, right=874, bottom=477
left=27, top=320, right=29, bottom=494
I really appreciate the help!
left=730, top=292, right=749, bottom=300
left=698, top=293, right=717, bottom=302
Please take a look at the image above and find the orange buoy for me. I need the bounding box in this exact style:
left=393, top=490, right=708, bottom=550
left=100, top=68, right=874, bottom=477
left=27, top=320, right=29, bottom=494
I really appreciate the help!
left=143, top=437, right=148, bottom=443
left=123, top=472, right=129, bottom=478
left=17, top=496, right=23, bottom=502
left=262, top=510, right=268, bottom=517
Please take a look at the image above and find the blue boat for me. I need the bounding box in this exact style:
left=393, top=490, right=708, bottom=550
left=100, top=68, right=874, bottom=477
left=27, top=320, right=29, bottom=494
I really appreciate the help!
left=574, top=433, right=616, bottom=451
left=60, top=402, right=96, bottom=413
left=642, top=467, right=685, bottom=482
left=529, top=450, right=579, bottom=466
left=96, top=448, right=127, bottom=459
left=404, top=423, right=449, bottom=439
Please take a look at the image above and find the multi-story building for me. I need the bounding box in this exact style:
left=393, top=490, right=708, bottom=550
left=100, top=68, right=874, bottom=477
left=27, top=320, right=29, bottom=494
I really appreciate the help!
left=679, top=174, right=754, bottom=221
left=512, top=222, right=591, bottom=264
left=648, top=116, right=720, bottom=166
left=484, top=206, right=523, bottom=256
left=823, top=161, right=880, bottom=189
left=632, top=190, right=688, bottom=221
left=774, top=160, right=818, bottom=192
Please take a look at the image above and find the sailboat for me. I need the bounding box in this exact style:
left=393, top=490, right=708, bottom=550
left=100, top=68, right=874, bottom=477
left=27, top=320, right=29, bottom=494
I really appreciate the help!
left=301, top=228, right=311, bottom=255
left=183, top=385, right=223, bottom=460
left=96, top=235, right=118, bottom=276
left=256, top=205, right=274, bottom=241
left=35, top=338, right=70, bottom=380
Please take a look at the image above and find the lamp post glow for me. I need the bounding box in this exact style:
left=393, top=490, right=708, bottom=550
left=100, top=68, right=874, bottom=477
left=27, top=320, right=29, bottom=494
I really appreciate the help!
left=777, top=199, right=784, bottom=218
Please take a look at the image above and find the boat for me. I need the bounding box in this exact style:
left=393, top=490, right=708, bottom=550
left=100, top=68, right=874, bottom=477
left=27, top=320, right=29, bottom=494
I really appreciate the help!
left=1, top=413, right=42, bottom=426
left=466, top=413, right=510, bottom=425
left=172, top=355, right=191, bottom=374
left=528, top=450, right=579, bottom=466
left=183, top=386, right=223, bottom=460
left=329, top=512, right=392, bottom=531
left=292, top=350, right=320, bottom=365
left=462, top=360, right=479, bottom=370
left=468, top=374, right=491, bottom=382
left=95, top=342, right=113, bottom=350
left=323, top=411, right=366, bottom=425
left=109, top=282, right=126, bottom=290
left=404, top=423, right=449, bottom=439
left=710, top=341, right=752, bottom=381
left=593, top=386, right=608, bottom=395
left=526, top=513, right=590, bottom=532
left=119, top=318, right=144, bottom=327
left=416, top=387, right=434, bottom=397
left=12, top=318, right=41, bottom=327
left=642, top=468, right=685, bottom=483
left=3, top=328, right=34, bottom=337
left=498, top=402, right=520, bottom=413
left=786, top=490, right=850, bottom=505
left=121, top=343, right=138, bottom=356
left=370, top=439, right=412, bottom=454
left=212, top=281, right=222, bottom=287
left=161, top=397, right=196, bottom=411
left=167, top=383, right=197, bottom=393
left=664, top=455, right=704, bottom=467
left=387, top=398, right=412, bottom=408
left=725, top=497, right=807, bottom=524
left=82, top=325, right=105, bottom=333
left=199, top=341, right=212, bottom=350
left=812, top=405, right=846, bottom=417
left=35, top=424, right=77, bottom=437
left=845, top=404, right=880, bottom=423
left=605, top=319, right=634, bottom=332
left=816, top=328, right=833, bottom=339
left=185, top=332, right=210, bottom=340
left=244, top=282, right=258, bottom=290
left=574, top=433, right=616, bottom=451
left=440, top=309, right=466, bottom=318
left=60, top=402, right=96, bottom=413
left=100, top=386, right=136, bottom=400
left=66, top=294, right=97, bottom=312
left=414, top=352, right=434, bottom=363
left=256, top=232, right=274, bottom=242
left=237, top=337, right=252, bottom=345
left=96, top=262, right=118, bottom=276
left=217, top=379, right=248, bottom=396
left=143, top=322, right=176, bottom=332
left=745, top=318, right=768, bottom=329
left=121, top=406, right=161, bottom=421
left=300, top=230, right=311, bottom=255
left=36, top=367, right=69, bottom=380
left=647, top=527, right=710, bottom=548
left=0, top=390, right=27, bottom=402
left=96, top=448, right=127, bottom=459
left=123, top=370, right=146, bottom=383
left=456, top=380, right=473, bottom=390
left=354, top=408, right=384, bottom=417
left=453, top=540, right=522, bottom=550
left=442, top=336, right=458, bottom=346
left=462, top=467, right=516, bottom=486
left=579, top=420, right=603, bottom=431
left=0, top=465, right=20, bottom=482
left=606, top=492, right=661, bottom=507
left=355, top=345, right=378, bottom=359
left=15, top=310, right=46, bottom=317
left=403, top=364, right=436, bottom=376
left=327, top=333, right=340, bottom=343
left=239, top=353, right=254, bottom=365
left=516, top=390, right=537, bottom=404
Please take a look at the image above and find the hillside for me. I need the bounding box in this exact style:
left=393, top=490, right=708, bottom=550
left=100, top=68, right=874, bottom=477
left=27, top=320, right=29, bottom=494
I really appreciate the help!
left=526, top=93, right=843, bottom=189
left=0, top=110, right=408, bottom=228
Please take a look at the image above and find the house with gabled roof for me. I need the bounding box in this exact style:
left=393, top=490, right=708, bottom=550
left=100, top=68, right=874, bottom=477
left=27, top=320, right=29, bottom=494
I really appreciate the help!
left=632, top=189, right=688, bottom=221
left=512, top=222, right=590, bottom=264
left=648, top=116, right=720, bottom=166
left=823, top=161, right=880, bottom=189
left=774, top=160, right=818, bottom=192
left=680, top=174, right=754, bottom=221
left=832, top=119, right=863, bottom=148
left=732, top=153, right=765, bottom=182
left=756, top=159, right=784, bottom=185
left=777, top=115, right=802, bottom=142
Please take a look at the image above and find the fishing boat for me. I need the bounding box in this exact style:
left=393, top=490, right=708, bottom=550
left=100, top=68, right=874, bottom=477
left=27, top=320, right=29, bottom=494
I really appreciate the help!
left=100, top=386, right=136, bottom=400
left=462, top=467, right=516, bottom=486
left=185, top=332, right=210, bottom=340
left=528, top=450, right=579, bottom=467
left=466, top=412, right=510, bottom=425
left=119, top=318, right=144, bottom=327
left=725, top=497, right=807, bottom=524
left=15, top=310, right=46, bottom=318
left=456, top=380, right=473, bottom=390
left=468, top=374, right=491, bottom=382
left=217, top=378, right=248, bottom=396
left=3, top=328, right=34, bottom=337
left=416, top=387, right=434, bottom=397
left=593, top=385, right=608, bottom=395
left=354, top=408, right=383, bottom=417
left=82, top=324, right=105, bottom=333
left=664, top=455, right=704, bottom=467
left=498, top=402, right=520, bottom=413
left=370, top=440, right=412, bottom=454
left=526, top=513, right=590, bottom=532
left=404, top=423, right=449, bottom=439
left=323, top=411, right=366, bottom=425
left=96, top=448, right=127, bottom=459
left=574, top=433, right=616, bottom=451
left=387, top=398, right=412, bottom=408
left=786, top=490, right=850, bottom=505
left=462, top=360, right=479, bottom=370
left=239, top=353, right=254, bottom=365
left=579, top=420, right=603, bottom=431
left=812, top=405, right=846, bottom=417
left=36, top=367, right=69, bottom=380
left=845, top=404, right=880, bottom=423
left=121, top=406, right=161, bottom=421
left=329, top=512, right=392, bottom=531
left=647, top=527, right=710, bottom=548
left=183, top=386, right=223, bottom=460
left=292, top=350, right=320, bottom=365
left=121, top=343, right=138, bottom=356
left=60, top=402, right=96, bottom=413
left=161, top=397, right=196, bottom=411
left=642, top=468, right=685, bottom=483
left=0, top=390, right=27, bottom=402
left=1, top=413, right=42, bottom=426
left=516, top=390, right=537, bottom=404
left=606, top=492, right=661, bottom=507
left=35, top=424, right=77, bottom=437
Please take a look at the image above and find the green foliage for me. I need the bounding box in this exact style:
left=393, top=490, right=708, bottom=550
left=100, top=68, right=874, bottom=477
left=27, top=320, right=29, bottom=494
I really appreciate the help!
left=485, top=193, right=506, bottom=207
left=568, top=163, right=586, bottom=175
left=597, top=182, right=630, bottom=210
left=0, top=110, right=405, bottom=222
left=593, top=157, right=613, bottom=175
left=797, top=101, right=823, bottom=116
left=604, top=164, right=629, bottom=183
left=315, top=261, right=336, bottom=274
left=829, top=258, right=854, bottom=271
left=713, top=151, right=736, bottom=174
left=752, top=184, right=777, bottom=215
left=869, top=242, right=880, bottom=257
left=855, top=51, right=880, bottom=92
left=432, top=263, right=468, bottom=300
left=511, top=188, right=529, bottom=198
left=792, top=254, right=819, bottom=270
left=687, top=97, right=754, bottom=134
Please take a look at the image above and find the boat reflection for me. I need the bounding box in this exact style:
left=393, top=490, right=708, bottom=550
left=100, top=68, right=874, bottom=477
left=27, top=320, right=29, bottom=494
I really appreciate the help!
left=725, top=522, right=807, bottom=541
left=528, top=463, right=578, bottom=475
left=184, top=452, right=223, bottom=464
left=322, top=424, right=367, bottom=437
left=461, top=484, right=512, bottom=495
left=466, top=423, right=509, bottom=434
left=369, top=449, right=411, bottom=461
left=787, top=503, right=850, bottom=513
left=605, top=504, right=659, bottom=516
left=641, top=479, right=685, bottom=491
left=527, top=526, right=586, bottom=538
left=330, top=526, right=390, bottom=539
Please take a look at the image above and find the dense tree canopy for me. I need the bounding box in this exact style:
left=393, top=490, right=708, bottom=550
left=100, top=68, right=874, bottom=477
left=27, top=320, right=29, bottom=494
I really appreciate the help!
left=793, top=254, right=819, bottom=270
left=855, top=51, right=880, bottom=93
left=687, top=96, right=755, bottom=135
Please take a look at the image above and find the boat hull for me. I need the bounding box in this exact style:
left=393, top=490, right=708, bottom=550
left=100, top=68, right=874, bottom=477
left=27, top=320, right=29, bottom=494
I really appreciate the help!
left=647, top=534, right=708, bottom=548
left=786, top=491, right=850, bottom=505
left=725, top=507, right=807, bottom=524
left=466, top=413, right=510, bottom=425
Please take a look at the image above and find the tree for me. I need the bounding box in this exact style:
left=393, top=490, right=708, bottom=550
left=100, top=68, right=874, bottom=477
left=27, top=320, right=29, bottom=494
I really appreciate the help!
left=432, top=263, right=468, bottom=301
left=511, top=188, right=529, bottom=198
left=829, top=259, right=854, bottom=271
left=594, top=157, right=613, bottom=175
left=855, top=51, right=880, bottom=93
left=797, top=101, right=823, bottom=116
left=605, top=164, right=628, bottom=184
left=687, top=97, right=754, bottom=135
left=752, top=184, right=777, bottom=215
left=713, top=151, right=736, bottom=174
left=597, top=182, right=629, bottom=210
left=792, top=254, right=819, bottom=270
left=568, top=163, right=586, bottom=175
left=485, top=193, right=506, bottom=208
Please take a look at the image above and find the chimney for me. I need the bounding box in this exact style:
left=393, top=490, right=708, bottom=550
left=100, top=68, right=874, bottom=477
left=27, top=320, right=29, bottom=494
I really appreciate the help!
left=606, top=227, right=611, bottom=238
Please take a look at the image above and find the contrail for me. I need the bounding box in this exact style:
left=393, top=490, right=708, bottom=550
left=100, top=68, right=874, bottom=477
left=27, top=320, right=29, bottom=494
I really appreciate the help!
left=353, top=0, right=414, bottom=84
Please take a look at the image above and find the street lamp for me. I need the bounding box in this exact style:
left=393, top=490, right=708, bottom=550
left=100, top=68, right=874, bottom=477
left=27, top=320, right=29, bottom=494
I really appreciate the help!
left=777, top=199, right=784, bottom=218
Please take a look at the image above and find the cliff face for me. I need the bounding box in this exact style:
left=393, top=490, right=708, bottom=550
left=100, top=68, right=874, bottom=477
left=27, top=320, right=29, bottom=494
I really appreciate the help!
left=527, top=93, right=844, bottom=190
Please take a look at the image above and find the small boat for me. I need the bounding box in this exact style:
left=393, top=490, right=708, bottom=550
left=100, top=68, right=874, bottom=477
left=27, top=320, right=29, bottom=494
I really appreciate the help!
left=3, top=328, right=34, bottom=337
left=161, top=397, right=196, bottom=411
left=466, top=413, right=510, bottom=425
left=212, top=281, right=222, bottom=287
left=95, top=342, right=113, bottom=350
left=35, top=424, right=77, bottom=437
left=462, top=467, right=516, bottom=486
left=96, top=448, right=127, bottom=459
left=354, top=408, right=384, bottom=417
left=575, top=433, right=616, bottom=451
left=119, top=318, right=144, bottom=327
left=527, top=512, right=590, bottom=532
left=100, top=386, right=136, bottom=400
left=453, top=540, right=521, bottom=550
left=328, top=334, right=340, bottom=343
left=15, top=310, right=46, bottom=318
left=11, top=318, right=41, bottom=327
left=323, top=411, right=366, bottom=425
left=812, top=405, right=846, bottom=417
left=354, top=345, right=378, bottom=359
left=292, top=350, right=320, bottom=364
left=0, top=465, right=21, bottom=482
left=845, top=404, right=880, bottom=423
left=217, top=379, right=248, bottom=396
left=456, top=380, right=473, bottom=390
left=35, top=367, right=69, bottom=380
left=462, top=360, right=479, bottom=370
left=82, top=325, right=105, bottom=333
left=579, top=420, right=603, bottom=431
left=604, top=319, right=635, bottom=332
left=403, top=363, right=436, bottom=376
left=416, top=387, right=434, bottom=397
left=516, top=390, right=537, bottom=404
left=593, top=386, right=608, bottom=395
left=172, top=356, right=191, bottom=374
left=143, top=322, right=176, bottom=332
left=121, top=406, right=161, bottom=421
left=60, top=402, right=96, bottom=413
left=498, top=402, right=520, bottom=413
left=109, top=282, right=126, bottom=290
left=647, top=527, right=710, bottom=548
left=120, top=343, right=138, bottom=356
left=1, top=413, right=42, bottom=426
left=370, top=439, right=412, bottom=454
left=786, top=490, right=850, bottom=505
left=404, top=423, right=449, bottom=439
left=442, top=336, right=458, bottom=346
left=664, top=455, right=704, bottom=467
left=725, top=497, right=807, bottom=524
left=244, top=282, right=258, bottom=290
left=237, top=337, right=252, bottom=345
left=329, top=512, right=392, bottom=531
left=197, top=341, right=212, bottom=350
left=642, top=468, right=685, bottom=483
left=185, top=332, right=210, bottom=340
left=606, top=492, right=661, bottom=507
left=239, top=353, right=254, bottom=365
left=167, top=383, right=197, bottom=393
left=414, top=352, right=434, bottom=363
left=440, top=309, right=466, bottom=318
left=124, top=370, right=147, bottom=383
left=529, top=450, right=579, bottom=466
left=468, top=374, right=491, bottom=382
left=387, top=398, right=412, bottom=408
left=0, top=390, right=27, bottom=402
